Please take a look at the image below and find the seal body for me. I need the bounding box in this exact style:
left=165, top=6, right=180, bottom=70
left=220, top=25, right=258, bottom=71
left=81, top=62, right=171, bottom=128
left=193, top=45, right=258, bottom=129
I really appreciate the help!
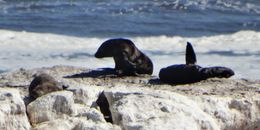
left=159, top=42, right=234, bottom=84
left=159, top=64, right=204, bottom=84
left=95, top=38, right=153, bottom=76
left=96, top=92, right=113, bottom=123
left=29, top=73, right=67, bottom=99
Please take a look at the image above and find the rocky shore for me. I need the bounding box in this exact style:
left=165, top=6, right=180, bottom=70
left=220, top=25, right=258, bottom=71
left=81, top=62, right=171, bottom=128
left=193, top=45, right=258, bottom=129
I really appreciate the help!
left=0, top=65, right=259, bottom=130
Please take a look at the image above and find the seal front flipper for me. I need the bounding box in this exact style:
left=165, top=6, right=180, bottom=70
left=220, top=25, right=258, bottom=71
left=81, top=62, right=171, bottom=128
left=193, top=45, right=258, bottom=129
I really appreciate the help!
left=186, top=42, right=197, bottom=65
left=114, top=51, right=137, bottom=76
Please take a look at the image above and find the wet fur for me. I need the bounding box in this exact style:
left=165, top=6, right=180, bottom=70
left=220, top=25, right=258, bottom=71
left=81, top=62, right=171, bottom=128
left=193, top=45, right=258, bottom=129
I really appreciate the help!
left=159, top=42, right=234, bottom=84
left=29, top=73, right=66, bottom=99
left=95, top=38, right=153, bottom=76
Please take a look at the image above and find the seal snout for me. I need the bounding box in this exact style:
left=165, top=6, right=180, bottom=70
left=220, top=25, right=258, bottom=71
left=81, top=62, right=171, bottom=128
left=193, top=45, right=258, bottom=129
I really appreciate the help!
left=94, top=52, right=102, bottom=58
left=222, top=69, right=235, bottom=78
left=95, top=49, right=108, bottom=58
left=214, top=67, right=235, bottom=78
left=95, top=45, right=109, bottom=58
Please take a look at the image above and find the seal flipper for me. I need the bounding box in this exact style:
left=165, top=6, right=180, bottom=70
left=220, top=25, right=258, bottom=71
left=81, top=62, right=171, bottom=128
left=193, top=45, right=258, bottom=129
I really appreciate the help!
left=114, top=51, right=138, bottom=76
left=186, top=42, right=197, bottom=65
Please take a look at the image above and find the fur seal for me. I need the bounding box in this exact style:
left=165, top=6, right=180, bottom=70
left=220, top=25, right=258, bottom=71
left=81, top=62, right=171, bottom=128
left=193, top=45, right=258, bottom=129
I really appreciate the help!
left=95, top=38, right=153, bottom=76
left=96, top=91, right=113, bottom=123
left=159, top=42, right=234, bottom=84
left=29, top=73, right=68, bottom=99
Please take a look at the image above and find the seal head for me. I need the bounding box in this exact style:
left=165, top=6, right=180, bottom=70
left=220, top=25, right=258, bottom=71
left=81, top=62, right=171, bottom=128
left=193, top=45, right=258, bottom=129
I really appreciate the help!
left=29, top=73, right=68, bottom=99
left=200, top=66, right=235, bottom=79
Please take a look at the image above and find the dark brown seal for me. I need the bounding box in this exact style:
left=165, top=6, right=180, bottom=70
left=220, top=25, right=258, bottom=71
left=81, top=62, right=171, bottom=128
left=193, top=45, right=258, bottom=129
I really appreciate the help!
left=159, top=42, right=234, bottom=84
left=95, top=38, right=153, bottom=76
left=29, top=73, right=68, bottom=99
left=96, top=91, right=113, bottom=123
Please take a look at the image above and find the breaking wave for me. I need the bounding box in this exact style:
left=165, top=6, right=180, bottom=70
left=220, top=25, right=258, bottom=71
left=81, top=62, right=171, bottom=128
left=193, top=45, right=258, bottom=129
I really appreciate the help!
left=0, top=29, right=259, bottom=79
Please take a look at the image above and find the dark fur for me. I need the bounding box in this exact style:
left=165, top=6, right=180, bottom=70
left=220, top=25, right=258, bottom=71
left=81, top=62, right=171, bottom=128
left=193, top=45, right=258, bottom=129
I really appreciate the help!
left=159, top=42, right=234, bottom=84
left=95, top=38, right=153, bottom=76
left=29, top=73, right=67, bottom=99
left=200, top=67, right=234, bottom=79
left=159, top=64, right=203, bottom=84
left=96, top=92, right=113, bottom=123
left=186, top=42, right=196, bottom=65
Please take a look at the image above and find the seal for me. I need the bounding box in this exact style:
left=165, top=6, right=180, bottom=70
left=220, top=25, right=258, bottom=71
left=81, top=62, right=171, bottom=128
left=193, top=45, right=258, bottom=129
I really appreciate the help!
left=96, top=91, right=113, bottom=123
left=29, top=73, right=68, bottom=99
left=159, top=42, right=234, bottom=84
left=95, top=38, right=153, bottom=76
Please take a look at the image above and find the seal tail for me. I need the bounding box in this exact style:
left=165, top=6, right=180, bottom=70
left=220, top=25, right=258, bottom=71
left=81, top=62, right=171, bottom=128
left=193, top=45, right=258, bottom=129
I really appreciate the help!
left=186, top=42, right=197, bottom=65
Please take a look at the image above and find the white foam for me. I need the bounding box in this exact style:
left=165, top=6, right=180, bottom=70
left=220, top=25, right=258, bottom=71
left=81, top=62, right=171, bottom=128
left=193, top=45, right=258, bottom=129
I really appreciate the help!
left=0, top=29, right=260, bottom=79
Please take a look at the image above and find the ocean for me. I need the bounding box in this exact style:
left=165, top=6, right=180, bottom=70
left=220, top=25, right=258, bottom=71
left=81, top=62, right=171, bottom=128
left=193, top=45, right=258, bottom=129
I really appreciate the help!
left=0, top=0, right=260, bottom=79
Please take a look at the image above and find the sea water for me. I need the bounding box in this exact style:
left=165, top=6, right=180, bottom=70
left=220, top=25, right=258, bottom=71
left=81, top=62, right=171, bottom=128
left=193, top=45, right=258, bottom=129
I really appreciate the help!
left=0, top=0, right=259, bottom=79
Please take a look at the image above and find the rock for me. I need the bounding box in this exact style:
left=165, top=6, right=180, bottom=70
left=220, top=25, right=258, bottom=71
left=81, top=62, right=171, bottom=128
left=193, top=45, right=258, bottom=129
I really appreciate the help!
left=0, top=68, right=33, bottom=87
left=103, top=88, right=260, bottom=130
left=104, top=89, right=219, bottom=130
left=194, top=95, right=260, bottom=130
left=27, top=91, right=75, bottom=125
left=32, top=118, right=121, bottom=130
left=26, top=84, right=120, bottom=129
left=31, top=119, right=74, bottom=130
left=0, top=66, right=260, bottom=130
left=77, top=108, right=106, bottom=122
left=67, top=84, right=102, bottom=106
left=73, top=118, right=121, bottom=130
left=0, top=88, right=30, bottom=130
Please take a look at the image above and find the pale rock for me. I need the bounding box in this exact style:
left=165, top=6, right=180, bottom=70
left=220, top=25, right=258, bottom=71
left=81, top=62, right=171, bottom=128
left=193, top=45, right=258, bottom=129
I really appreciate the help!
left=104, top=89, right=219, bottom=130
left=65, top=84, right=106, bottom=118
left=33, top=118, right=121, bottom=130
left=0, top=68, right=33, bottom=87
left=27, top=91, right=75, bottom=125
left=73, top=103, right=91, bottom=117
left=76, top=108, right=106, bottom=122
left=194, top=95, right=260, bottom=130
left=0, top=88, right=30, bottom=130
left=103, top=87, right=260, bottom=130
left=31, top=119, right=74, bottom=130
left=73, top=118, right=121, bottom=130
left=67, top=84, right=102, bottom=106
left=1, top=66, right=260, bottom=130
